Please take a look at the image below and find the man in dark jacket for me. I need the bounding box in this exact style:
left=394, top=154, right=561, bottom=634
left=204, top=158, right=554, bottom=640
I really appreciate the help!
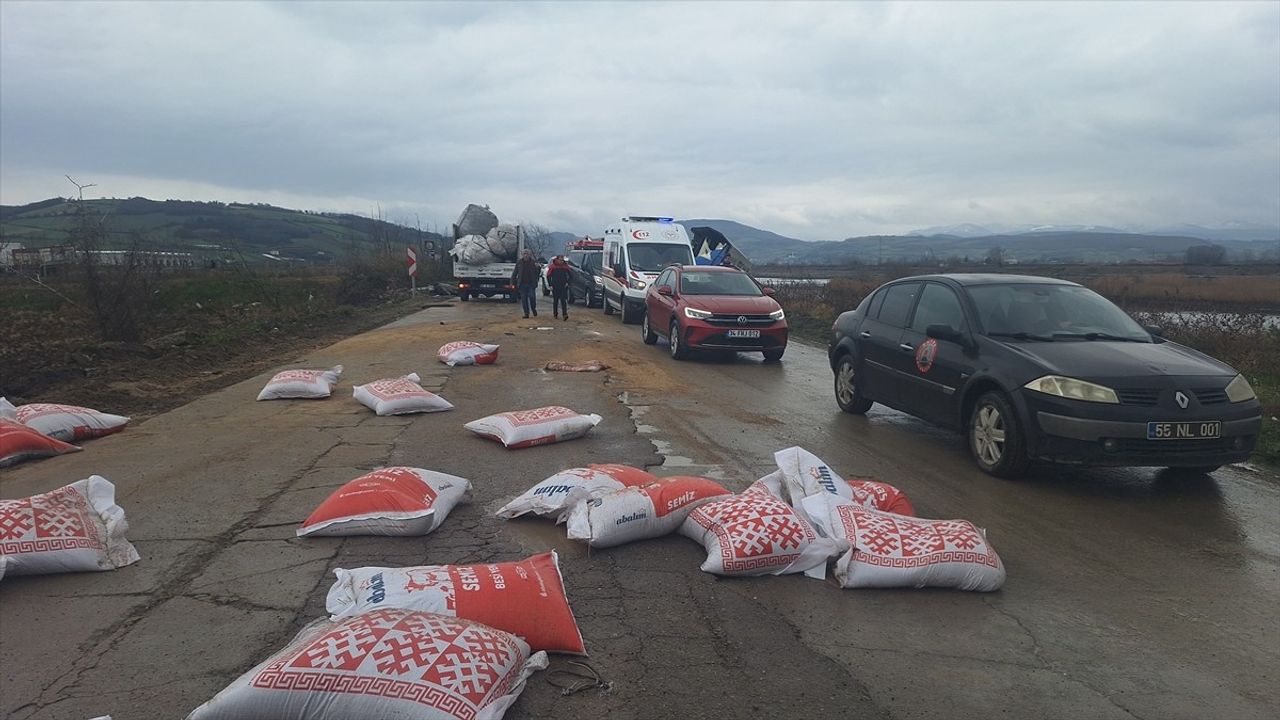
left=548, top=255, right=572, bottom=320
left=512, top=249, right=541, bottom=318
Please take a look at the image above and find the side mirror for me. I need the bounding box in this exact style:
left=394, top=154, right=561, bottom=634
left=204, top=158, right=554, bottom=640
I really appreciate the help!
left=927, top=324, right=971, bottom=348
left=762, top=287, right=776, bottom=297
left=1143, top=325, right=1164, bottom=337
left=657, top=286, right=673, bottom=297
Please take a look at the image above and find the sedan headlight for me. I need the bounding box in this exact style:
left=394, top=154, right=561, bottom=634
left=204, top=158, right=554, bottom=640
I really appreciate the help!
left=769, top=308, right=785, bottom=321
left=628, top=278, right=647, bottom=290
left=1225, top=374, right=1256, bottom=403
left=1024, top=375, right=1119, bottom=404
left=684, top=307, right=712, bottom=320
left=593, top=274, right=604, bottom=286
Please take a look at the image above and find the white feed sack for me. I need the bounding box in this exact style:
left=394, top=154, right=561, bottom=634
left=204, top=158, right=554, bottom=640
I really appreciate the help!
left=186, top=609, right=548, bottom=720
left=565, top=476, right=731, bottom=548
left=456, top=203, right=500, bottom=238
left=438, top=342, right=500, bottom=367
left=256, top=365, right=344, bottom=400
left=353, top=373, right=454, bottom=416
left=802, top=494, right=1006, bottom=592
left=680, top=477, right=836, bottom=578
left=0, top=476, right=140, bottom=576
left=495, top=464, right=657, bottom=521
left=464, top=406, right=602, bottom=449
left=3, top=398, right=129, bottom=443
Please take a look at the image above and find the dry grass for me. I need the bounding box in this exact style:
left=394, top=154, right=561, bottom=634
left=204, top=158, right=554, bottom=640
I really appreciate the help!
left=1077, top=273, right=1277, bottom=311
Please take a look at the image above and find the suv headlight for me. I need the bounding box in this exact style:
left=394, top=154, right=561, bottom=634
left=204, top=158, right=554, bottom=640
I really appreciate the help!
left=769, top=308, right=785, bottom=321
left=628, top=278, right=647, bottom=290
left=1225, top=374, right=1256, bottom=403
left=593, top=274, right=604, bottom=286
left=684, top=307, right=712, bottom=320
left=1024, top=375, right=1119, bottom=404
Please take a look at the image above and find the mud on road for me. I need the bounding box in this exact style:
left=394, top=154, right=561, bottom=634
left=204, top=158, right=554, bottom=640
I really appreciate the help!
left=2, top=300, right=1277, bottom=720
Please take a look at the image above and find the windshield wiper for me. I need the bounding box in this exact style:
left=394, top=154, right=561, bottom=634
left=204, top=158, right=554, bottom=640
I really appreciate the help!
left=988, top=331, right=1055, bottom=342
left=1054, top=332, right=1147, bottom=342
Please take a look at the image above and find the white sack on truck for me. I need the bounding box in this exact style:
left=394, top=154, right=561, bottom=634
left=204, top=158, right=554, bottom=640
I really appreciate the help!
left=0, top=475, right=140, bottom=576
left=484, top=223, right=521, bottom=259
left=456, top=203, right=500, bottom=238
left=186, top=609, right=548, bottom=720
left=451, top=234, right=501, bottom=266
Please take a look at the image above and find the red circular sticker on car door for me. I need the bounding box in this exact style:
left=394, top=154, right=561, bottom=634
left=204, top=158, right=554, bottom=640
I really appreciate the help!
left=915, top=338, right=938, bottom=374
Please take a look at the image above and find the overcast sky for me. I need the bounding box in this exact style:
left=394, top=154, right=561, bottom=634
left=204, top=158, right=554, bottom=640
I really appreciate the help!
left=2, top=1, right=1277, bottom=240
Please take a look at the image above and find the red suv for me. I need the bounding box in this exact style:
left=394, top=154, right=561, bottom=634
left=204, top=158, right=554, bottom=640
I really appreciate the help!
left=641, top=265, right=788, bottom=361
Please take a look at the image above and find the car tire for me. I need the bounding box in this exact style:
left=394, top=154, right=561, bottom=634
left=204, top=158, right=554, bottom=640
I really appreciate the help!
left=833, top=355, right=873, bottom=414
left=459, top=292, right=469, bottom=302
left=969, top=391, right=1030, bottom=478
left=669, top=320, right=690, bottom=360
left=762, top=348, right=785, bottom=362
left=603, top=294, right=615, bottom=315
left=641, top=311, right=658, bottom=345
left=590, top=290, right=602, bottom=308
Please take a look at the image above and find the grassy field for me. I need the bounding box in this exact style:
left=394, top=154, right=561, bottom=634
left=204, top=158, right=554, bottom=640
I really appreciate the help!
left=771, top=270, right=1279, bottom=466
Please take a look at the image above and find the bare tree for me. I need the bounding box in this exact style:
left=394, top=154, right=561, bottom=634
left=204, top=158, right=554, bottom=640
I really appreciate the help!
left=523, top=223, right=554, bottom=260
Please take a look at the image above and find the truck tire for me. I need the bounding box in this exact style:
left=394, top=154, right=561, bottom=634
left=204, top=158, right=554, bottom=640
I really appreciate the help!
left=620, top=300, right=638, bottom=324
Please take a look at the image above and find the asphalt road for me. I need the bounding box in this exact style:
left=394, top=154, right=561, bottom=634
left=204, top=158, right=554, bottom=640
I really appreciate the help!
left=2, top=299, right=1277, bottom=720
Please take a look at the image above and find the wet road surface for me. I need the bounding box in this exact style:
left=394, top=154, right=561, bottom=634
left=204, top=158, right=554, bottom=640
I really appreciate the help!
left=1, top=299, right=1276, bottom=719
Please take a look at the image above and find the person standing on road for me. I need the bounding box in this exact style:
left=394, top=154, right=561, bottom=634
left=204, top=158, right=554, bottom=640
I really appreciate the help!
left=548, top=254, right=572, bottom=320
left=512, top=249, right=541, bottom=318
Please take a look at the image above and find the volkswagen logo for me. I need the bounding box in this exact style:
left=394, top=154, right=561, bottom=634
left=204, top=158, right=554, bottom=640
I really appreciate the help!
left=1174, top=391, right=1189, bottom=409
left=737, top=315, right=748, bottom=326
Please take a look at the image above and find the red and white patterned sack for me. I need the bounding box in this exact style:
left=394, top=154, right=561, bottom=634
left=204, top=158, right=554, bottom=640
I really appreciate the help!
left=0, top=419, right=81, bottom=468
left=495, top=464, right=656, bottom=521
left=438, top=341, right=500, bottom=367
left=297, top=467, right=471, bottom=537
left=326, top=551, right=585, bottom=654
left=353, top=373, right=454, bottom=416
left=186, top=609, right=548, bottom=720
left=464, top=406, right=602, bottom=449
left=0, top=475, right=140, bottom=576
left=846, top=478, right=915, bottom=516
left=680, top=482, right=836, bottom=578
left=566, top=476, right=731, bottom=548
left=256, top=365, right=344, bottom=400
left=10, top=402, right=130, bottom=442
left=801, top=494, right=1005, bottom=591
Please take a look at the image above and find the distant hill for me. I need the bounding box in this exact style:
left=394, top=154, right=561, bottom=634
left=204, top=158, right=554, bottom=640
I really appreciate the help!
left=0, top=197, right=443, bottom=262
left=675, top=218, right=1277, bottom=265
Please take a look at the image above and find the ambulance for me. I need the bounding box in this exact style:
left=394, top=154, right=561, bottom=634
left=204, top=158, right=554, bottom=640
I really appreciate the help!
left=601, top=216, right=695, bottom=324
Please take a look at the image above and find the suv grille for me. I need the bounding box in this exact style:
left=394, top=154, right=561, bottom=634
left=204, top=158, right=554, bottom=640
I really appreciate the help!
left=1116, top=389, right=1160, bottom=407
left=705, top=314, right=776, bottom=327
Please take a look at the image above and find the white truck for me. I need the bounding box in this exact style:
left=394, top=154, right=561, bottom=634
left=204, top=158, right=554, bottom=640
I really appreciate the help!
left=450, top=224, right=525, bottom=303
left=600, top=216, right=696, bottom=323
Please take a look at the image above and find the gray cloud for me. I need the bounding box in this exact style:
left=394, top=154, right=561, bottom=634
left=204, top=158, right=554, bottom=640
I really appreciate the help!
left=2, top=0, right=1276, bottom=240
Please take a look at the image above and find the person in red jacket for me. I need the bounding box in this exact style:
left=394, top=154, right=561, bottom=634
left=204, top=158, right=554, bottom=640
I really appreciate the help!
left=548, top=255, right=573, bottom=320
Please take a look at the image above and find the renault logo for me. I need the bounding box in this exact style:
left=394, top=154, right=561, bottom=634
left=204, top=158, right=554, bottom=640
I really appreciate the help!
left=1175, top=391, right=1189, bottom=409
left=737, top=315, right=748, bottom=326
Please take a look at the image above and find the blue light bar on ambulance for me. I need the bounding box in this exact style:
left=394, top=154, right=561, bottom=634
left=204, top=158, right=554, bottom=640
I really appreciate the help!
left=623, top=216, right=675, bottom=223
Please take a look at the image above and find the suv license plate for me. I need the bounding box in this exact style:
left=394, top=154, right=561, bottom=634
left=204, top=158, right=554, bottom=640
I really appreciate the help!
left=1146, top=421, right=1221, bottom=440
left=726, top=329, right=761, bottom=339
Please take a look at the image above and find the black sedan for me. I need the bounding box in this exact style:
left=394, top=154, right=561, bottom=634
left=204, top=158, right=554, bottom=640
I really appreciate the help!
left=828, top=274, right=1262, bottom=477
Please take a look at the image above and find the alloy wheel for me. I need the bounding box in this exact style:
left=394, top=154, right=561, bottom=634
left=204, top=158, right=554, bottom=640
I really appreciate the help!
left=972, top=404, right=1007, bottom=467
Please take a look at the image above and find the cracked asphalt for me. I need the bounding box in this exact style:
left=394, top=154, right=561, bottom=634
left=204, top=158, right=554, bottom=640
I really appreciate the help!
left=2, top=300, right=1277, bottom=720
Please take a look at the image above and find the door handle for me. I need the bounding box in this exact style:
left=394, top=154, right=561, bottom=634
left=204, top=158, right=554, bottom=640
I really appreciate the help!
left=899, top=343, right=914, bottom=351
left=860, top=331, right=872, bottom=338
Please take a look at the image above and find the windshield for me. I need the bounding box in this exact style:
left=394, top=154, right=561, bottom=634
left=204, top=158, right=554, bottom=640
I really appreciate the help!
left=680, top=271, right=763, bottom=296
left=969, top=284, right=1150, bottom=341
left=626, top=243, right=693, bottom=272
